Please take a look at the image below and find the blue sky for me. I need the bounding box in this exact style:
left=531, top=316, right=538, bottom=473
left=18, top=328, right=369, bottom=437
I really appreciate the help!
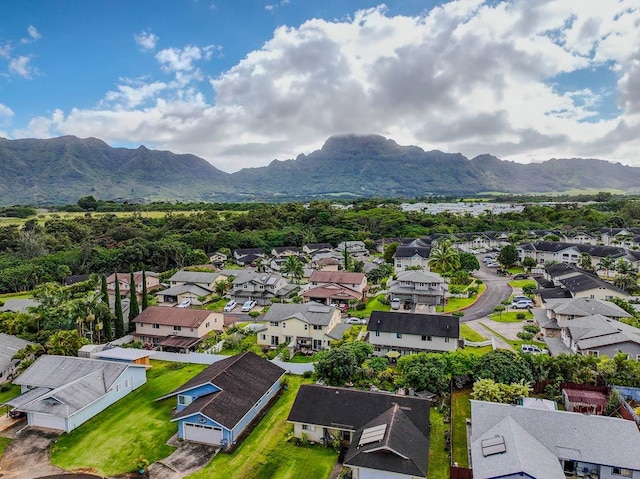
left=1, top=0, right=639, bottom=172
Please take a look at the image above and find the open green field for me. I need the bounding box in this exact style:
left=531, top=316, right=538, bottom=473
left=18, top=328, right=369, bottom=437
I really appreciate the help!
left=451, top=390, right=471, bottom=467
left=442, top=283, right=486, bottom=313
left=350, top=294, right=391, bottom=319
left=460, top=324, right=486, bottom=342
left=489, top=310, right=534, bottom=323
left=188, top=375, right=337, bottom=479
left=51, top=360, right=207, bottom=476
left=508, top=280, right=537, bottom=289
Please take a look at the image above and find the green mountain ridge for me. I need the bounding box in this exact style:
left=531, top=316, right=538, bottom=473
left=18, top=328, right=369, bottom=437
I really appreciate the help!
left=0, top=134, right=638, bottom=205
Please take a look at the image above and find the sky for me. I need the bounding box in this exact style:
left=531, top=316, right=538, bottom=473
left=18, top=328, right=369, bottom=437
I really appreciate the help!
left=1, top=0, right=639, bottom=173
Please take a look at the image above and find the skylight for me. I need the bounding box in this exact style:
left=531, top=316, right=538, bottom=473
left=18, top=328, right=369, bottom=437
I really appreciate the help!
left=358, top=423, right=387, bottom=447
left=481, top=436, right=506, bottom=456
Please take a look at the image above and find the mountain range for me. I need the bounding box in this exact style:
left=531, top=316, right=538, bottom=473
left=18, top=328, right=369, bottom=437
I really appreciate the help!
left=1, top=134, right=638, bottom=205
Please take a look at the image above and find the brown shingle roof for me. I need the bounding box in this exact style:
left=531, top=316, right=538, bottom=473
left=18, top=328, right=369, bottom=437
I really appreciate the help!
left=309, top=270, right=366, bottom=284
left=132, top=306, right=213, bottom=328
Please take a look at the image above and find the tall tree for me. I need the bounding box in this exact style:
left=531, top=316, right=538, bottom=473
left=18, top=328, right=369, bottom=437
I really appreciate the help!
left=497, top=244, right=519, bottom=269
left=428, top=239, right=460, bottom=274
left=281, top=256, right=304, bottom=284
left=114, top=275, right=125, bottom=338
left=128, top=271, right=140, bottom=332
left=100, top=275, right=113, bottom=342
left=141, top=269, right=149, bottom=311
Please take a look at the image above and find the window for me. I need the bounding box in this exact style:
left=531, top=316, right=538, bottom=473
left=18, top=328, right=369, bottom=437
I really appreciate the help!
left=313, top=325, right=322, bottom=330
left=152, top=324, right=160, bottom=329
left=375, top=331, right=380, bottom=337
left=173, top=326, right=182, bottom=331
left=270, top=321, right=278, bottom=327
left=285, top=336, right=292, bottom=343
left=282, top=322, right=286, bottom=328
left=587, top=350, right=599, bottom=357
left=260, top=334, right=266, bottom=340
left=302, top=424, right=309, bottom=430
left=636, top=354, right=640, bottom=362
left=178, top=395, right=192, bottom=406
left=304, top=324, right=308, bottom=330
left=396, top=333, right=402, bottom=339
left=427, top=336, right=432, bottom=341
left=612, top=467, right=632, bottom=477
left=115, top=384, right=121, bottom=392
left=139, top=323, right=144, bottom=327
left=421, top=335, right=426, bottom=341
left=205, top=322, right=210, bottom=328
left=445, top=337, right=450, bottom=343
left=124, top=378, right=131, bottom=388
left=190, top=328, right=194, bottom=332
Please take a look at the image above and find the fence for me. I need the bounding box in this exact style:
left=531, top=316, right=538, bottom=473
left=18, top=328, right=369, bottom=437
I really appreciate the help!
left=450, top=465, right=473, bottom=479
left=463, top=337, right=495, bottom=349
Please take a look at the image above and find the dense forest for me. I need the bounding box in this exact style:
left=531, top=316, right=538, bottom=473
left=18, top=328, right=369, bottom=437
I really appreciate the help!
left=2, top=195, right=640, bottom=294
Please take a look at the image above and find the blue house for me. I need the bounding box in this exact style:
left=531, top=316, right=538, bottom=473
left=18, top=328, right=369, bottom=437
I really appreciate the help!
left=5, top=355, right=147, bottom=432
left=158, top=352, right=285, bottom=447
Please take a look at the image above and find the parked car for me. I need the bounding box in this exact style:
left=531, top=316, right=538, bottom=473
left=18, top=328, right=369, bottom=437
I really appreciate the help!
left=345, top=317, right=365, bottom=325
left=223, top=300, right=237, bottom=312
left=390, top=298, right=401, bottom=310
left=177, top=299, right=191, bottom=308
left=513, top=295, right=531, bottom=303
left=511, top=300, right=533, bottom=309
left=339, top=304, right=349, bottom=313
left=8, top=409, right=25, bottom=419
left=513, top=273, right=529, bottom=280
left=521, top=344, right=546, bottom=354
left=241, top=300, right=257, bottom=312
left=486, top=262, right=499, bottom=268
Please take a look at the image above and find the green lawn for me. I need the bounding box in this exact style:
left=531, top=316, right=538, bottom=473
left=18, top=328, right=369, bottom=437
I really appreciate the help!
left=451, top=390, right=471, bottom=467
left=489, top=310, right=533, bottom=323
left=0, top=291, right=33, bottom=300
left=0, top=384, right=21, bottom=403
left=440, top=283, right=486, bottom=313
left=428, top=407, right=449, bottom=478
left=464, top=345, right=494, bottom=355
left=460, top=324, right=486, bottom=342
left=218, top=335, right=257, bottom=355
left=204, top=298, right=229, bottom=311
left=187, top=375, right=337, bottom=479
left=480, top=324, right=546, bottom=350
left=508, top=280, right=537, bottom=289
left=350, top=294, right=390, bottom=319
left=288, top=353, right=316, bottom=363
left=51, top=360, right=207, bottom=476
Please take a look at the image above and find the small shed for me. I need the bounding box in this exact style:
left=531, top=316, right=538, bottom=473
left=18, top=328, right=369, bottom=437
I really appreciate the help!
left=562, top=388, right=608, bottom=415
left=93, top=347, right=153, bottom=366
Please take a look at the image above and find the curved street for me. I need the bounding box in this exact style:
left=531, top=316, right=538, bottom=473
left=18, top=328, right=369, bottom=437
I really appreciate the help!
left=460, top=260, right=513, bottom=322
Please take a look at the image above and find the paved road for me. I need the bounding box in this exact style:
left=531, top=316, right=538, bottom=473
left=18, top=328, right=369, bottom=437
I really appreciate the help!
left=461, top=258, right=513, bottom=322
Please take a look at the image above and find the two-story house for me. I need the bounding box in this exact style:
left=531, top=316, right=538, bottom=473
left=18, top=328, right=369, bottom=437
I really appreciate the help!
left=132, top=306, right=224, bottom=352
left=303, top=243, right=334, bottom=255
left=302, top=270, right=368, bottom=306
left=106, top=271, right=160, bottom=301
left=335, top=241, right=369, bottom=257
left=288, top=384, right=431, bottom=479
left=393, top=239, right=432, bottom=272
left=257, top=303, right=344, bottom=351
left=387, top=270, right=447, bottom=307
left=271, top=246, right=300, bottom=258
left=157, top=271, right=227, bottom=306
left=367, top=311, right=459, bottom=356
left=231, top=271, right=297, bottom=306
left=470, top=399, right=640, bottom=479
left=232, top=248, right=265, bottom=266
left=157, top=352, right=285, bottom=448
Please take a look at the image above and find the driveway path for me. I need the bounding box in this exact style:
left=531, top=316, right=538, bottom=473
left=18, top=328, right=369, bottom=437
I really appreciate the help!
left=460, top=260, right=512, bottom=322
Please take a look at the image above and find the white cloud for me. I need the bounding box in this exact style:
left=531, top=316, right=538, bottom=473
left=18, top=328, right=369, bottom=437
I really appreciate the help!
left=27, top=26, right=41, bottom=41
left=12, top=0, right=640, bottom=172
left=8, top=56, right=34, bottom=78
left=0, top=44, right=10, bottom=59
left=134, top=31, right=159, bottom=51
left=0, top=103, right=14, bottom=127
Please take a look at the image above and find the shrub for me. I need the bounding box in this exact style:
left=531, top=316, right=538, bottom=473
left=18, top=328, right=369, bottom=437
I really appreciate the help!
left=517, top=332, right=534, bottom=341
left=523, top=324, right=540, bottom=334
left=516, top=313, right=526, bottom=320
left=378, top=296, right=390, bottom=305
left=452, top=311, right=465, bottom=317
left=355, top=302, right=366, bottom=311
left=248, top=311, right=260, bottom=318
left=303, top=370, right=313, bottom=378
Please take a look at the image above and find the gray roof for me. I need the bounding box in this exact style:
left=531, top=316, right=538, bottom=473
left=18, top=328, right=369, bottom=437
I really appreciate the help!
left=232, top=271, right=284, bottom=286
left=0, top=298, right=40, bottom=313
left=169, top=271, right=220, bottom=284
left=544, top=337, right=573, bottom=355
left=471, top=400, right=640, bottom=473
left=394, top=270, right=444, bottom=283
left=0, top=333, right=33, bottom=372
left=545, top=297, right=632, bottom=319
left=156, top=284, right=212, bottom=297
left=9, top=355, right=141, bottom=417
left=368, top=311, right=459, bottom=338
left=93, top=347, right=153, bottom=361
left=262, top=303, right=337, bottom=326
left=559, top=273, right=627, bottom=296
left=564, top=314, right=640, bottom=350
left=326, top=322, right=350, bottom=340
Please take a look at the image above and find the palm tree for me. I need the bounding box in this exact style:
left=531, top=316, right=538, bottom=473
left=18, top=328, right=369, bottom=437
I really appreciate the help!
left=428, top=240, right=460, bottom=275
left=281, top=256, right=304, bottom=283
left=598, top=255, right=615, bottom=278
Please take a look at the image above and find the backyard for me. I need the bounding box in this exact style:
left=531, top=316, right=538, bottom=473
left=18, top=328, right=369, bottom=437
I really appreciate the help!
left=51, top=360, right=208, bottom=476
left=451, top=390, right=471, bottom=467
left=187, top=375, right=337, bottom=479
left=349, top=294, right=391, bottom=319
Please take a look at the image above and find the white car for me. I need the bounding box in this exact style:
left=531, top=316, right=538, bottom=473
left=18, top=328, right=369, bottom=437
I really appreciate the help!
left=345, top=317, right=364, bottom=325
left=223, top=300, right=237, bottom=312
left=511, top=300, right=533, bottom=309
left=241, top=300, right=257, bottom=312
left=177, top=299, right=191, bottom=308
left=521, top=344, right=547, bottom=354
left=390, top=298, right=401, bottom=310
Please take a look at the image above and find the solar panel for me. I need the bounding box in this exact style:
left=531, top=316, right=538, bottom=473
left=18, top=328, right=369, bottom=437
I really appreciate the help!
left=358, top=424, right=387, bottom=447
left=481, top=436, right=506, bottom=456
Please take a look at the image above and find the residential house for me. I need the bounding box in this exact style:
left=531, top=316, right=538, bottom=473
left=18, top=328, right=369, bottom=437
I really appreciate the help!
left=534, top=297, right=632, bottom=339
left=563, top=231, right=598, bottom=245
left=302, top=270, right=368, bottom=306
left=106, top=271, right=160, bottom=301
left=0, top=298, right=40, bottom=313
left=159, top=271, right=228, bottom=306
left=335, top=241, right=369, bottom=257
left=209, top=251, right=228, bottom=267
left=554, top=313, right=640, bottom=358
left=535, top=263, right=630, bottom=302
left=517, top=241, right=626, bottom=269
left=303, top=243, right=334, bottom=255
left=367, top=311, right=459, bottom=356
left=311, top=257, right=340, bottom=271
left=132, top=306, right=224, bottom=352
left=271, top=246, right=300, bottom=258
left=470, top=399, right=640, bottom=478
left=168, top=271, right=226, bottom=291
left=232, top=248, right=265, bottom=266
left=257, top=303, right=344, bottom=351
left=157, top=352, right=285, bottom=447
left=393, top=239, right=432, bottom=272
left=562, top=387, right=608, bottom=415
left=5, top=355, right=146, bottom=432
left=387, top=270, right=447, bottom=307
left=600, top=227, right=640, bottom=247
left=288, top=384, right=430, bottom=479
left=231, top=271, right=297, bottom=306
left=0, top=333, right=34, bottom=382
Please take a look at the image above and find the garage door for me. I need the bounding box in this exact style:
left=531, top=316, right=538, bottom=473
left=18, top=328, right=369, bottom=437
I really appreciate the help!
left=30, top=412, right=66, bottom=431
left=184, top=423, right=222, bottom=445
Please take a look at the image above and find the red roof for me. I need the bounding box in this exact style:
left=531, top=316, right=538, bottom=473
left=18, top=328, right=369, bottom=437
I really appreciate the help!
left=133, top=306, right=213, bottom=328
left=309, top=270, right=366, bottom=285
left=563, top=388, right=608, bottom=405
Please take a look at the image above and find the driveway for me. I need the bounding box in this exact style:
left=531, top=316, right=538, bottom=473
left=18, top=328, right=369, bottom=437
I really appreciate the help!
left=0, top=427, right=65, bottom=479
left=460, top=260, right=512, bottom=322
left=147, top=435, right=218, bottom=479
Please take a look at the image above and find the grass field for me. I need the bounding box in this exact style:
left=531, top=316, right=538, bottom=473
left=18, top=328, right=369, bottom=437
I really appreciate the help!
left=349, top=294, right=391, bottom=319
left=489, top=310, right=533, bottom=323
left=0, top=384, right=21, bottom=404
left=460, top=324, right=486, bottom=342
left=428, top=407, right=449, bottom=477
left=508, top=280, right=537, bottom=289
left=187, top=375, right=337, bottom=479
left=442, top=283, right=487, bottom=313
left=480, top=323, right=546, bottom=350
left=51, top=360, right=207, bottom=476
left=451, top=390, right=471, bottom=467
